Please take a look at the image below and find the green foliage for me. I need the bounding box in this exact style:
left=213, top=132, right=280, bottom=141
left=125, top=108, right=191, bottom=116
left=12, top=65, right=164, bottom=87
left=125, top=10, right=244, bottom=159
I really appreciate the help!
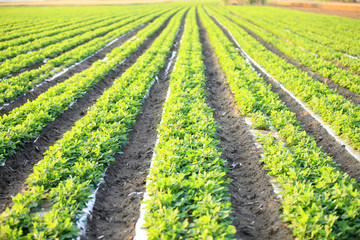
left=223, top=7, right=360, bottom=93
left=200, top=6, right=360, bottom=239
left=209, top=6, right=360, bottom=152
left=228, top=6, right=360, bottom=57
left=144, top=7, right=236, bottom=239
left=0, top=8, right=173, bottom=106
left=0, top=7, right=187, bottom=239
left=0, top=8, right=179, bottom=164
left=0, top=15, right=114, bottom=61
left=0, top=7, right=168, bottom=79
left=251, top=112, right=268, bottom=130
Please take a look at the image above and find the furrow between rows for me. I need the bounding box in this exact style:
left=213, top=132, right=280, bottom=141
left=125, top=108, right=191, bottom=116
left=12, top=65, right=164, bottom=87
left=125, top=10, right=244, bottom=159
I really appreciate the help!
left=0, top=8, right=187, bottom=239
left=223, top=12, right=360, bottom=106
left=0, top=9, right=158, bottom=79
left=203, top=6, right=360, bottom=239
left=0, top=10, right=177, bottom=214
left=83, top=12, right=186, bottom=240
left=206, top=6, right=360, bottom=188
left=0, top=22, right=149, bottom=116
left=198, top=11, right=293, bottom=240
left=0, top=9, right=171, bottom=107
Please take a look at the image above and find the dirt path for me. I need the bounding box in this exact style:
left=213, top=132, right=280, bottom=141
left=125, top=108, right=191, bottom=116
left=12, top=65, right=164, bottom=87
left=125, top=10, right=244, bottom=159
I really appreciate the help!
left=208, top=12, right=360, bottom=184
left=82, top=13, right=185, bottom=240
left=0, top=23, right=148, bottom=116
left=198, top=12, right=293, bottom=240
left=0, top=15, right=174, bottom=214
left=225, top=13, right=360, bottom=106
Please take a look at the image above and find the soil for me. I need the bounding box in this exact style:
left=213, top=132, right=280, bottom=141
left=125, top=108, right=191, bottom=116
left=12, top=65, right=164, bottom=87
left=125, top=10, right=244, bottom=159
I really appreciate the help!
left=82, top=13, right=185, bottom=240
left=208, top=11, right=360, bottom=184
left=0, top=15, right=174, bottom=214
left=272, top=5, right=360, bottom=19
left=198, top=11, right=293, bottom=240
left=0, top=23, right=148, bottom=116
left=226, top=12, right=360, bottom=106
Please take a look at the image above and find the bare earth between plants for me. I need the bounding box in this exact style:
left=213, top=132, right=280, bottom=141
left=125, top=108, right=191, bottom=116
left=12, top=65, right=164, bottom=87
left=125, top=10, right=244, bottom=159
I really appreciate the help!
left=0, top=15, right=172, bottom=214
left=83, top=11, right=186, bottom=240
left=208, top=10, right=360, bottom=184
left=1, top=3, right=360, bottom=240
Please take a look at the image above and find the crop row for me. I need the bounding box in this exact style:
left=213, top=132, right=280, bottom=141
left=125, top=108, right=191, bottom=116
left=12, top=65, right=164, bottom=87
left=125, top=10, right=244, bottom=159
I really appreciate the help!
left=0, top=10, right=159, bottom=78
left=217, top=7, right=360, bottom=95
left=0, top=10, right=146, bottom=78
left=226, top=7, right=360, bottom=73
left=0, top=5, right=154, bottom=44
left=0, top=8, right=177, bottom=164
left=0, top=15, right=71, bottom=37
left=0, top=6, right=125, bottom=36
left=0, top=7, right=172, bottom=106
left=227, top=6, right=360, bottom=60
left=233, top=6, right=360, bottom=48
left=0, top=14, right=126, bottom=62
left=0, top=16, right=90, bottom=42
left=207, top=7, right=360, bottom=152
left=0, top=11, right=102, bottom=42
left=143, top=7, right=235, bottom=239
left=200, top=6, right=360, bottom=239
left=0, top=7, right=187, bottom=239
left=0, top=15, right=106, bottom=51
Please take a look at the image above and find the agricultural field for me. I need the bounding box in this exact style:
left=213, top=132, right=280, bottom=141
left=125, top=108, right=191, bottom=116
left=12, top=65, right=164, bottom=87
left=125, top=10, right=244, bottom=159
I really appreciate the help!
left=0, top=2, right=360, bottom=239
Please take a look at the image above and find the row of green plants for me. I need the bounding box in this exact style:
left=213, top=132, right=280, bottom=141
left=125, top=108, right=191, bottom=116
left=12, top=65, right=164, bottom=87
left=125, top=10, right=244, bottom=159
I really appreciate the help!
left=0, top=6, right=118, bottom=42
left=206, top=7, right=360, bottom=151
left=0, top=8, right=178, bottom=164
left=0, top=6, right=164, bottom=77
left=216, top=7, right=360, bottom=95
left=0, top=4, right=157, bottom=43
left=0, top=8, right=187, bottom=239
left=0, top=11, right=159, bottom=79
left=234, top=6, right=360, bottom=47
left=0, top=18, right=40, bottom=33
left=0, top=14, right=127, bottom=62
left=0, top=8, right=171, bottom=106
left=0, top=15, right=103, bottom=51
left=247, top=9, right=360, bottom=59
left=0, top=19, right=40, bottom=33
left=0, top=15, right=72, bottom=39
left=0, top=8, right=78, bottom=32
left=1, top=19, right=80, bottom=42
left=226, top=6, right=360, bottom=59
left=200, top=7, right=360, bottom=239
left=225, top=7, right=360, bottom=73
left=144, top=7, right=236, bottom=239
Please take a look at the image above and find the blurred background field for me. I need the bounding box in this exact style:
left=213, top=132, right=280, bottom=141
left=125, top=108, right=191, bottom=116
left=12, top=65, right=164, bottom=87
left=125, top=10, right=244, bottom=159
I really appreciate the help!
left=1, top=0, right=359, bottom=20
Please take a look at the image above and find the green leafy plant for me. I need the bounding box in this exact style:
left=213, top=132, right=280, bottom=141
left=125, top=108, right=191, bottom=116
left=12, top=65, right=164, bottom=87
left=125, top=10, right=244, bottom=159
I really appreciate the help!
left=0, top=8, right=179, bottom=165
left=144, top=7, right=236, bottom=239
left=0, top=7, right=187, bottom=239
left=221, top=7, right=360, bottom=93
left=0, top=7, right=174, bottom=106
left=200, top=6, right=360, bottom=239
left=209, top=6, right=360, bottom=152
